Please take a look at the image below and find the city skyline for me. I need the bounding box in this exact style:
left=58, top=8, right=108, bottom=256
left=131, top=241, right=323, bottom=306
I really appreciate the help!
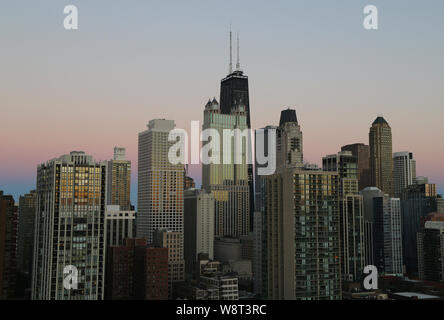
left=2, top=0, right=444, bottom=204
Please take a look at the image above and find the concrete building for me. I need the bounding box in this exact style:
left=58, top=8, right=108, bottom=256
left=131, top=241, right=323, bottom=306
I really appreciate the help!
left=401, top=180, right=438, bottom=276
left=184, top=189, right=215, bottom=275
left=32, top=151, right=106, bottom=300
left=341, top=143, right=371, bottom=191
left=369, top=116, right=394, bottom=196
left=107, top=147, right=132, bottom=211
left=137, top=119, right=184, bottom=243
left=393, top=151, right=416, bottom=198
left=373, top=195, right=403, bottom=276
left=0, top=191, right=17, bottom=299
left=105, top=205, right=135, bottom=247
left=266, top=168, right=341, bottom=300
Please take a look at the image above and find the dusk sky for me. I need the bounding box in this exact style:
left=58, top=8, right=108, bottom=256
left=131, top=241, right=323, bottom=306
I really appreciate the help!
left=1, top=0, right=443, bottom=206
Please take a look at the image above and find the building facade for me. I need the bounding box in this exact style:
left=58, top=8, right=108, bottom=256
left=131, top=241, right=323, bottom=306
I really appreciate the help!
left=184, top=189, right=215, bottom=275
left=393, top=151, right=416, bottom=198
left=107, top=147, right=131, bottom=211
left=202, top=99, right=250, bottom=238
left=32, top=151, right=106, bottom=300
left=369, top=116, right=394, bottom=196
left=341, top=143, right=371, bottom=191
left=266, top=168, right=341, bottom=300
left=137, top=119, right=184, bottom=243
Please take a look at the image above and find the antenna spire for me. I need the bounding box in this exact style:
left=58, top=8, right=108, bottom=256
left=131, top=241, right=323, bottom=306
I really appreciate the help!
left=229, top=26, right=233, bottom=74
left=236, top=32, right=240, bottom=70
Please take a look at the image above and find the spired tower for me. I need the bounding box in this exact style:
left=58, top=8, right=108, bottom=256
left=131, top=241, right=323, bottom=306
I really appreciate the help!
left=219, top=30, right=255, bottom=230
left=369, top=116, right=394, bottom=197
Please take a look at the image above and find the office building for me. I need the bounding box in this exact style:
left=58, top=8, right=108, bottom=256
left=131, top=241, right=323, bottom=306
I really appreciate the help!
left=17, top=190, right=36, bottom=276
left=202, top=98, right=250, bottom=238
left=373, top=195, right=403, bottom=276
left=401, top=179, right=438, bottom=275
left=105, top=205, right=135, bottom=247
left=341, top=143, right=371, bottom=191
left=417, top=221, right=444, bottom=282
left=277, top=109, right=303, bottom=168
left=137, top=119, right=184, bottom=243
left=369, top=116, right=394, bottom=196
left=393, top=151, right=416, bottom=198
left=32, top=151, right=107, bottom=300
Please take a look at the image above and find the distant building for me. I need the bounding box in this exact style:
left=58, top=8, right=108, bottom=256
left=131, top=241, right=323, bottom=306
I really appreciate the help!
left=106, top=238, right=168, bottom=300
left=369, top=116, right=394, bottom=196
left=107, top=147, right=131, bottom=210
left=17, top=190, right=36, bottom=276
left=0, top=191, right=17, bottom=299
left=373, top=195, right=403, bottom=276
left=393, top=151, right=416, bottom=198
left=418, top=216, right=444, bottom=281
left=105, top=205, right=135, bottom=247
left=184, top=189, right=215, bottom=275
left=341, top=143, right=371, bottom=191
left=153, top=229, right=185, bottom=297
left=401, top=180, right=438, bottom=275
left=277, top=108, right=303, bottom=168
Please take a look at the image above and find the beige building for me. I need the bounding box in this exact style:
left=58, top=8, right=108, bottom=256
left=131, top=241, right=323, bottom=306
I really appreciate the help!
left=369, top=116, right=394, bottom=196
left=266, top=168, right=341, bottom=300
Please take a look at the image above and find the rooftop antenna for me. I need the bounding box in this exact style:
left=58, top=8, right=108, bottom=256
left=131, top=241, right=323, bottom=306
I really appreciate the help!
left=236, top=32, right=241, bottom=71
left=229, top=24, right=233, bottom=74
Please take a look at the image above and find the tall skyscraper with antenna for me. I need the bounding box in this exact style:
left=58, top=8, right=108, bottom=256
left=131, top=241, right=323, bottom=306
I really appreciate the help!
left=220, top=29, right=255, bottom=229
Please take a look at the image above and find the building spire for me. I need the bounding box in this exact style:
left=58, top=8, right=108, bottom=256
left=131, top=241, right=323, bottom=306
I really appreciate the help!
left=229, top=25, right=233, bottom=74
left=236, top=32, right=240, bottom=71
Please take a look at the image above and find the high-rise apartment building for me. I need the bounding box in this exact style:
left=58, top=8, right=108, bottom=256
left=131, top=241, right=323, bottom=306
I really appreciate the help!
left=369, top=116, right=394, bottom=196
left=137, top=119, right=184, bottom=243
left=0, top=191, right=17, bottom=299
left=266, top=168, right=341, bottom=300
left=184, top=189, right=215, bottom=275
left=107, top=147, right=131, bottom=211
left=393, top=151, right=416, bottom=198
left=323, top=151, right=365, bottom=281
left=373, top=195, right=403, bottom=276
left=341, top=143, right=371, bottom=191
left=202, top=99, right=250, bottom=238
left=32, top=151, right=106, bottom=300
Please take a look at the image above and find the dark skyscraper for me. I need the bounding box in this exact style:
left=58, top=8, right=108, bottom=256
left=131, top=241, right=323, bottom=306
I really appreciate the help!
left=219, top=31, right=254, bottom=229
